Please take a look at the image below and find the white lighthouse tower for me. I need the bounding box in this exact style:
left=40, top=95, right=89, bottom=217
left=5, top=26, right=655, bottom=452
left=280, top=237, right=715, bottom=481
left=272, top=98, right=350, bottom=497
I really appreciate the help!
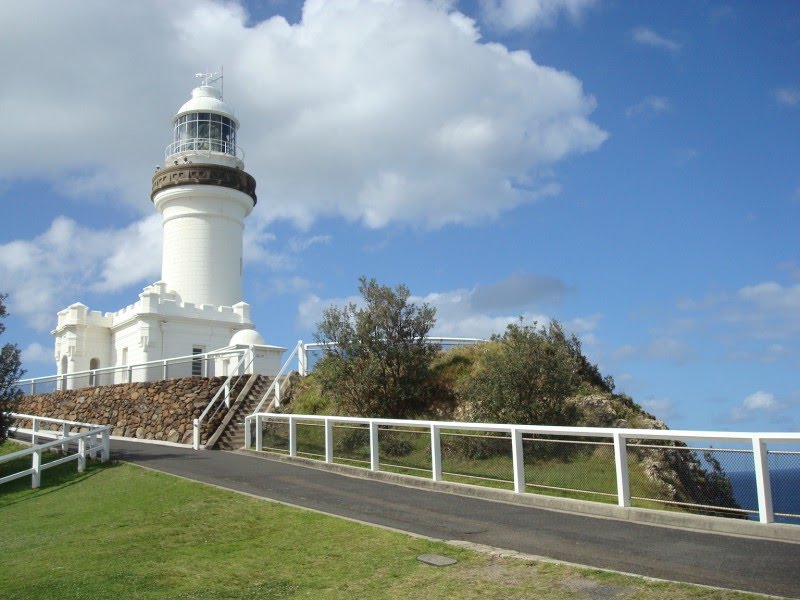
left=153, top=73, right=255, bottom=308
left=52, top=73, right=283, bottom=386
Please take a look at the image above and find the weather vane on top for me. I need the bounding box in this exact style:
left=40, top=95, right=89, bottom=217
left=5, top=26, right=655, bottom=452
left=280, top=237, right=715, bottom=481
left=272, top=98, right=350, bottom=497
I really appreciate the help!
left=195, top=69, right=224, bottom=92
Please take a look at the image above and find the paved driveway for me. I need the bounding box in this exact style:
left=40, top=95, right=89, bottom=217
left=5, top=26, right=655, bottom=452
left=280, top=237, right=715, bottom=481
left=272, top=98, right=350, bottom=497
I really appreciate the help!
left=112, top=440, right=800, bottom=598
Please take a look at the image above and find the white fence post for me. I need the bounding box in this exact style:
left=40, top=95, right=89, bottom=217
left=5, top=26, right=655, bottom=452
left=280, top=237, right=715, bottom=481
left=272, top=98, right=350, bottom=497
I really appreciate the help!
left=370, top=421, right=380, bottom=471
left=162, top=360, right=168, bottom=380
left=77, top=437, right=86, bottom=472
left=244, top=417, right=251, bottom=450
left=101, top=428, right=110, bottom=462
left=613, top=433, right=631, bottom=508
left=255, top=415, right=263, bottom=452
left=511, top=428, right=525, bottom=493
left=192, top=419, right=200, bottom=451
left=31, top=447, right=41, bottom=489
left=753, top=436, right=774, bottom=523
left=289, top=416, right=297, bottom=457
left=224, top=380, right=231, bottom=408
left=31, top=417, right=39, bottom=446
left=127, top=365, right=132, bottom=384
left=324, top=419, right=334, bottom=464
left=61, top=422, right=69, bottom=453
left=431, top=424, right=442, bottom=482
left=298, top=341, right=307, bottom=376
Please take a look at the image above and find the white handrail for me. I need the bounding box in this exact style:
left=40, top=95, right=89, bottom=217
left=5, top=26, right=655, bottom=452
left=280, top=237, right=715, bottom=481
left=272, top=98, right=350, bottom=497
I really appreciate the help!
left=192, top=346, right=255, bottom=450
left=15, top=348, right=245, bottom=395
left=251, top=341, right=303, bottom=414
left=3, top=413, right=110, bottom=488
left=245, top=412, right=800, bottom=525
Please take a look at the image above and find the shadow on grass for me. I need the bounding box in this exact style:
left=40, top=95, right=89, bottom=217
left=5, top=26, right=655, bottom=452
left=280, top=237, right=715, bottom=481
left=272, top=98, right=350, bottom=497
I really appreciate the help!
left=0, top=447, right=120, bottom=507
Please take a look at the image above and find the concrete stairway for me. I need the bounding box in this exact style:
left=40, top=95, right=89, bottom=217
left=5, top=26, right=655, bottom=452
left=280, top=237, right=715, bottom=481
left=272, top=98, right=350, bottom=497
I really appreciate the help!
left=209, top=374, right=273, bottom=451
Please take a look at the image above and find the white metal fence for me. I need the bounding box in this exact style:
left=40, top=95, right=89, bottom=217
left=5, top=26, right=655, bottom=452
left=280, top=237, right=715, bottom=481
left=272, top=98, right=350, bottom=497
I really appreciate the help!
left=1, top=414, right=110, bottom=488
left=15, top=348, right=247, bottom=396
left=245, top=413, right=800, bottom=525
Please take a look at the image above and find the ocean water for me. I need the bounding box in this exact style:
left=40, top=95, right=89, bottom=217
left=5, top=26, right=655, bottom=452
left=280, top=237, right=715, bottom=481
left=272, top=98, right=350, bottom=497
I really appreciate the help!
left=727, top=468, right=800, bottom=524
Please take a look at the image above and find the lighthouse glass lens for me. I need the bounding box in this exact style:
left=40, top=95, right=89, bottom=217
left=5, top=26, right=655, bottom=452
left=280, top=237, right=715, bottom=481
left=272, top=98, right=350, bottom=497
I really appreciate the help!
left=171, top=112, right=237, bottom=156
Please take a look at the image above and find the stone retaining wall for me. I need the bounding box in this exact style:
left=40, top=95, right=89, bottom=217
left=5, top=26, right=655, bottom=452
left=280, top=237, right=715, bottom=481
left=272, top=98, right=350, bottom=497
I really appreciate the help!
left=15, top=377, right=227, bottom=445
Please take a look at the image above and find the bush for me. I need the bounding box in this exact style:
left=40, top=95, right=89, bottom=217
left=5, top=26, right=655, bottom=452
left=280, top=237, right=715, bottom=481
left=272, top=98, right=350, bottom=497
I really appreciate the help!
left=464, top=319, right=583, bottom=427
left=313, top=277, right=439, bottom=419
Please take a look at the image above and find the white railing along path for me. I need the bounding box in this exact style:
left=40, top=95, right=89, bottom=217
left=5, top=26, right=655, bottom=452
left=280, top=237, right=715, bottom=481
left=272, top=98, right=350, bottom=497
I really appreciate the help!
left=245, top=413, right=800, bottom=525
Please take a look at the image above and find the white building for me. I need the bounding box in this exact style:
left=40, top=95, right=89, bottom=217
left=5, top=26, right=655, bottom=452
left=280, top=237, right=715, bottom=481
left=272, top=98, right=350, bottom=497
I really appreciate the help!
left=53, top=74, right=283, bottom=387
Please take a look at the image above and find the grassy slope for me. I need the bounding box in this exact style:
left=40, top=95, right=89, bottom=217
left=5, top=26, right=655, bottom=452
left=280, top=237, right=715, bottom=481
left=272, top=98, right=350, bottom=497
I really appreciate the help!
left=0, top=442, right=755, bottom=600
left=286, top=345, right=681, bottom=509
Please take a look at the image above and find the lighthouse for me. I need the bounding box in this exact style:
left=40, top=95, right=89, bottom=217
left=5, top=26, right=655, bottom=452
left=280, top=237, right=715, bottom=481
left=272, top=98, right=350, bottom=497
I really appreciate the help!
left=52, top=73, right=283, bottom=387
left=152, top=74, right=256, bottom=308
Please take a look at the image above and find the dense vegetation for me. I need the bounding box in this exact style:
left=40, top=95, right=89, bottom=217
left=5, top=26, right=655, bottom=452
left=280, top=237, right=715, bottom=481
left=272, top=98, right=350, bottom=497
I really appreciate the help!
left=286, top=278, right=741, bottom=517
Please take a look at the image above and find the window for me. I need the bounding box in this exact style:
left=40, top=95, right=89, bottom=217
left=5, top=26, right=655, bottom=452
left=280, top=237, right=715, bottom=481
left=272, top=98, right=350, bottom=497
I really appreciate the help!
left=173, top=113, right=237, bottom=156
left=121, top=348, right=128, bottom=366
left=192, top=346, right=204, bottom=377
left=89, top=358, right=100, bottom=386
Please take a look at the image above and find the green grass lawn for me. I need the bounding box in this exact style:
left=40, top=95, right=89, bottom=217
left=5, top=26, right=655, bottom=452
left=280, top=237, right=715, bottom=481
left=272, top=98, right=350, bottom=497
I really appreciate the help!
left=0, top=441, right=760, bottom=599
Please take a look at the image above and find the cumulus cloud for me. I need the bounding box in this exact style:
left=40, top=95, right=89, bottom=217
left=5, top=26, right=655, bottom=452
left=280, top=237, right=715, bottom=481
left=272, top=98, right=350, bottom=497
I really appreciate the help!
left=297, top=276, right=600, bottom=340
left=728, top=390, right=781, bottom=422
left=298, top=286, right=548, bottom=339
left=0, top=216, right=162, bottom=331
left=0, top=0, right=606, bottom=230
left=625, top=96, right=672, bottom=118
left=631, top=26, right=682, bottom=52
left=679, top=280, right=800, bottom=339
left=774, top=86, right=800, bottom=108
left=479, top=0, right=598, bottom=31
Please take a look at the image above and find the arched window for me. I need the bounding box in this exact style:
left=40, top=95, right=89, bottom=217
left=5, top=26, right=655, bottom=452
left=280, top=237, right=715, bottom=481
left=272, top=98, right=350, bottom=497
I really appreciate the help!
left=89, top=358, right=100, bottom=386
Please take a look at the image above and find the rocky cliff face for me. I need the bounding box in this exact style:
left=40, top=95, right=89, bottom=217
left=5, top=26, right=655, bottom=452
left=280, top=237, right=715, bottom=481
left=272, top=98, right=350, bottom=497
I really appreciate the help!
left=570, top=393, right=741, bottom=516
left=15, top=377, right=227, bottom=445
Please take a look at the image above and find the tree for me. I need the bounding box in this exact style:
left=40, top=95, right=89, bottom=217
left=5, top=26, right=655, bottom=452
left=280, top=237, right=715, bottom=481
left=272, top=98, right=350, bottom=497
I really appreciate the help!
left=314, top=277, right=438, bottom=419
left=465, top=319, right=583, bottom=427
left=0, top=294, right=24, bottom=443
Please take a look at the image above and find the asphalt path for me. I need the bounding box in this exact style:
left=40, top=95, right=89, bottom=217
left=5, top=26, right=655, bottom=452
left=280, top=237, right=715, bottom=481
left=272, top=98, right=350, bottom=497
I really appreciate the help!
left=110, top=440, right=799, bottom=597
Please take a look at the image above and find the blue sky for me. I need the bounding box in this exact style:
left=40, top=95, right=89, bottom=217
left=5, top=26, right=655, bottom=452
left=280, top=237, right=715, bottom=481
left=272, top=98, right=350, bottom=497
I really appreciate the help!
left=1, top=0, right=798, bottom=431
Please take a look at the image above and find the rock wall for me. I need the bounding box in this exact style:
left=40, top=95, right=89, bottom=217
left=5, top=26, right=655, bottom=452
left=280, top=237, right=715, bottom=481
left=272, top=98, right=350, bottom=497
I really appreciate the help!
left=15, top=377, right=227, bottom=445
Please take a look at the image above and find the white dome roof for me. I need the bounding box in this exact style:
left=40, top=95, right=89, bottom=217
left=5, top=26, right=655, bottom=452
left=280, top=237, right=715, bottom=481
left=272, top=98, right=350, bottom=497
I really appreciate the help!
left=230, top=329, right=265, bottom=346
left=175, top=85, right=239, bottom=127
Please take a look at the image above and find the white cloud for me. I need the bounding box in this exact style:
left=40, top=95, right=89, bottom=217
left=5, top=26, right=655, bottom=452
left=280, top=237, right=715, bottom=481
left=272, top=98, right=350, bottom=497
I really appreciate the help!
left=729, top=390, right=781, bottom=422
left=296, top=278, right=604, bottom=341
left=21, top=342, right=53, bottom=365
left=774, top=86, right=800, bottom=108
left=625, top=95, right=672, bottom=118
left=479, top=0, right=598, bottom=31
left=631, top=26, right=682, bottom=52
left=0, top=0, right=607, bottom=230
left=0, top=216, right=162, bottom=331
left=288, top=235, right=332, bottom=253
left=743, top=390, right=777, bottom=410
